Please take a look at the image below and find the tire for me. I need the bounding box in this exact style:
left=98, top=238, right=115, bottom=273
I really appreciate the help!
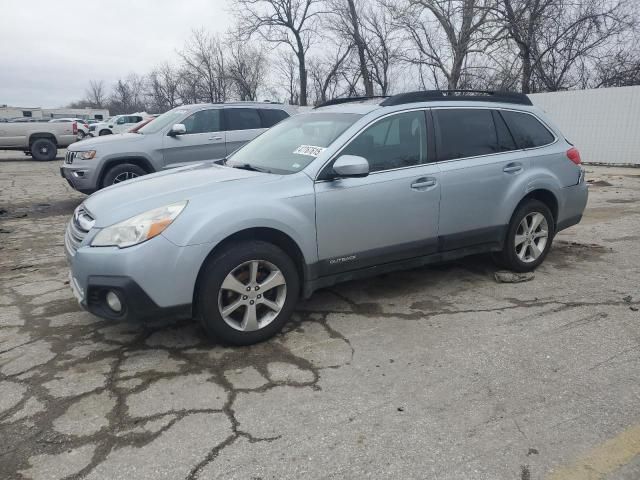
left=494, top=199, right=555, bottom=272
left=99, top=129, right=111, bottom=136
left=77, top=131, right=85, bottom=140
left=101, top=163, right=147, bottom=187
left=30, top=138, right=57, bottom=161
left=196, top=240, right=300, bottom=346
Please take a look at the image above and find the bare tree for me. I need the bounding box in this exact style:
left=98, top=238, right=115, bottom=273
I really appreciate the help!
left=495, top=0, right=633, bottom=93
left=179, top=29, right=228, bottom=103
left=309, top=43, right=353, bottom=103
left=362, top=3, right=402, bottom=95
left=147, top=63, right=181, bottom=112
left=277, top=52, right=301, bottom=105
left=85, top=80, right=107, bottom=108
left=391, top=0, right=494, bottom=89
left=110, top=79, right=133, bottom=114
left=226, top=35, right=268, bottom=101
left=235, top=0, right=326, bottom=105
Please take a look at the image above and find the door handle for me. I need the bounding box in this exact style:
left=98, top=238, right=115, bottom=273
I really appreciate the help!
left=208, top=136, right=223, bottom=141
left=411, top=178, right=437, bottom=190
left=503, top=163, right=523, bottom=174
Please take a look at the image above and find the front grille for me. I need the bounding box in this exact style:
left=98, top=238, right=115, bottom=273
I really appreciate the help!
left=65, top=206, right=94, bottom=256
left=65, top=151, right=78, bottom=164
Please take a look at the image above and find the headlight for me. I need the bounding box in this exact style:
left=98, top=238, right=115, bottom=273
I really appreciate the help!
left=91, top=201, right=187, bottom=248
left=79, top=150, right=96, bottom=160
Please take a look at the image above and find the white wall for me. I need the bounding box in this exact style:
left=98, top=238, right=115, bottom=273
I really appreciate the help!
left=529, top=86, right=640, bottom=165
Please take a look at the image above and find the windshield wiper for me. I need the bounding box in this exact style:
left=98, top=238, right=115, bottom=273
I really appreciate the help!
left=232, top=163, right=271, bottom=173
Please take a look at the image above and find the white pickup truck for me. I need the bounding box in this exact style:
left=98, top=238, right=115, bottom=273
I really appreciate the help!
left=0, top=121, right=78, bottom=160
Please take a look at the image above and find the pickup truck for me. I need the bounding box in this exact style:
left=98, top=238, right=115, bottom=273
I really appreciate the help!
left=0, top=121, right=78, bottom=160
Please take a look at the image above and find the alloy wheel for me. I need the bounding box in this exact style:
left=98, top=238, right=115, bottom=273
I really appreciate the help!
left=514, top=212, right=549, bottom=263
left=113, top=171, right=139, bottom=183
left=217, top=259, right=287, bottom=332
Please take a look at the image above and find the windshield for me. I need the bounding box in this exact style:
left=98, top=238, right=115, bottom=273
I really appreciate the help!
left=138, top=108, right=188, bottom=135
left=226, top=112, right=361, bottom=174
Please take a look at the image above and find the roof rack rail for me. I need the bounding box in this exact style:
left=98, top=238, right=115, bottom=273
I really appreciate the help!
left=380, top=90, right=532, bottom=107
left=314, top=96, right=389, bottom=109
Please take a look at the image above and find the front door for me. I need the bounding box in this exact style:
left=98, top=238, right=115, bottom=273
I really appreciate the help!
left=161, top=108, right=226, bottom=168
left=314, top=110, right=440, bottom=276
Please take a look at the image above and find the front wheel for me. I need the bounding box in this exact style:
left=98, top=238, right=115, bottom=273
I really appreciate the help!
left=101, top=163, right=146, bottom=188
left=493, top=199, right=554, bottom=272
left=196, top=241, right=300, bottom=345
left=98, top=129, right=111, bottom=136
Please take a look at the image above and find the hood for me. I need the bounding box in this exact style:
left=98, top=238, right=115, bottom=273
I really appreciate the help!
left=69, top=133, right=144, bottom=150
left=84, top=163, right=282, bottom=227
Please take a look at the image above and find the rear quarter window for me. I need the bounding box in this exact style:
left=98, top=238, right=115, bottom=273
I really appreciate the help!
left=225, top=108, right=262, bottom=131
left=500, top=110, right=555, bottom=148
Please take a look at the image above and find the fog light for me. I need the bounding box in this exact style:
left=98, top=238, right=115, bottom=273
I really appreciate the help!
left=105, top=290, right=123, bottom=313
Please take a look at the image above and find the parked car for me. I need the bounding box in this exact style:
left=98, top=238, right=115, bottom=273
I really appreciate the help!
left=88, top=113, right=149, bottom=136
left=0, top=120, right=77, bottom=160
left=50, top=118, right=90, bottom=139
left=64, top=90, right=587, bottom=345
left=61, top=102, right=293, bottom=193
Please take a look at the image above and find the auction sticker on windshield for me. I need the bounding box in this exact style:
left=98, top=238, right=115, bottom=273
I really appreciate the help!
left=293, top=145, right=326, bottom=157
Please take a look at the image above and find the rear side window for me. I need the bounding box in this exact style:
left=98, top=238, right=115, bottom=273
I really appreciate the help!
left=492, top=110, right=517, bottom=152
left=259, top=109, right=289, bottom=128
left=434, top=109, right=499, bottom=160
left=500, top=110, right=555, bottom=148
left=225, top=108, right=262, bottom=131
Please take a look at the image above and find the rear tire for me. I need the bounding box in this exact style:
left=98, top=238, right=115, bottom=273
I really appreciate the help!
left=101, top=163, right=147, bottom=187
left=77, top=131, right=86, bottom=140
left=196, top=240, right=300, bottom=346
left=30, top=138, right=57, bottom=161
left=494, top=199, right=554, bottom=272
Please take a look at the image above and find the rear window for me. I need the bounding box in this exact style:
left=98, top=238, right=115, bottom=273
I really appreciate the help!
left=434, top=109, right=499, bottom=160
left=259, top=109, right=289, bottom=128
left=225, top=108, right=262, bottom=131
left=500, top=110, right=555, bottom=148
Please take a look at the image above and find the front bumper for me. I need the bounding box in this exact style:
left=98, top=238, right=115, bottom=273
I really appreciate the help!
left=66, top=232, right=213, bottom=322
left=60, top=161, right=99, bottom=194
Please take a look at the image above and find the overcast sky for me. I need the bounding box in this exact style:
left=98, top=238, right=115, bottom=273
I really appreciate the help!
left=0, top=0, right=231, bottom=108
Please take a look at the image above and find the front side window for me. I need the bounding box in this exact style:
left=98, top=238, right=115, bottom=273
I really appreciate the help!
left=225, top=108, right=261, bottom=131
left=434, top=108, right=499, bottom=161
left=339, top=110, right=427, bottom=173
left=181, top=109, right=221, bottom=134
left=500, top=110, right=555, bottom=148
left=226, top=112, right=361, bottom=174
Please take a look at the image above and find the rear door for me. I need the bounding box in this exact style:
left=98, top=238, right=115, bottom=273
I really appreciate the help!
left=434, top=107, right=525, bottom=250
left=223, top=108, right=265, bottom=155
left=161, top=108, right=226, bottom=168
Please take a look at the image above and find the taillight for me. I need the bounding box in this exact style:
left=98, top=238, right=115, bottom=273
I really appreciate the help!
left=566, top=147, right=581, bottom=165
left=72, top=121, right=78, bottom=135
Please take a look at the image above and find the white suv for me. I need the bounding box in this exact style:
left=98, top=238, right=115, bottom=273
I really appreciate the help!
left=89, top=113, right=149, bottom=137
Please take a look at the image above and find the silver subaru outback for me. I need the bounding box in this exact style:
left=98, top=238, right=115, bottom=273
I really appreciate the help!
left=65, top=91, right=588, bottom=345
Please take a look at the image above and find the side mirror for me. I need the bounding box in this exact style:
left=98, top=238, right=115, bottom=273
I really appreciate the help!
left=332, top=155, right=369, bottom=178
left=169, top=124, right=186, bottom=136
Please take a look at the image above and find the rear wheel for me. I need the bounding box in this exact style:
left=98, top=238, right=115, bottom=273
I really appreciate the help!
left=30, top=138, right=57, bottom=161
left=101, top=163, right=146, bottom=188
left=493, top=199, right=554, bottom=272
left=196, top=241, right=299, bottom=345
left=77, top=131, right=86, bottom=140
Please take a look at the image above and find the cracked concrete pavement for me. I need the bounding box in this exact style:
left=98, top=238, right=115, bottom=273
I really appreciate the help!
left=1, top=151, right=639, bottom=479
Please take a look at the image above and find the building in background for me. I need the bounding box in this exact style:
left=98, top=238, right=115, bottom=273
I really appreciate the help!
left=0, top=105, right=109, bottom=121
left=530, top=86, right=640, bottom=166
